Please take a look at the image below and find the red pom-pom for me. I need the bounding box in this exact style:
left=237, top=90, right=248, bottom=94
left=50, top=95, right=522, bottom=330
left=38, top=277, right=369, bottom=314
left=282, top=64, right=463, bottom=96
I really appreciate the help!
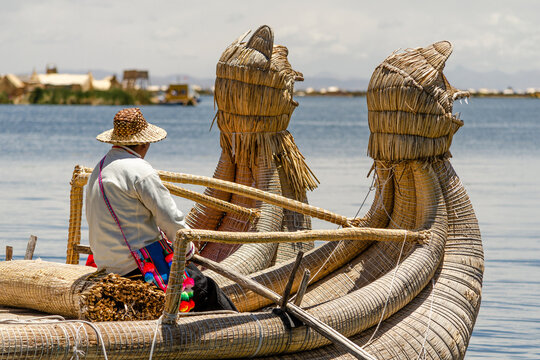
left=165, top=253, right=174, bottom=264
left=179, top=301, right=190, bottom=312
left=143, top=262, right=155, bottom=274
left=188, top=299, right=195, bottom=311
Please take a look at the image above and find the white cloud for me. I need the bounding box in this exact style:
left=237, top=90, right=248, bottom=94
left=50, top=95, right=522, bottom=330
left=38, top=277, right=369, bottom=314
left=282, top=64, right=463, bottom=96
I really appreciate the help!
left=1, top=0, right=539, bottom=80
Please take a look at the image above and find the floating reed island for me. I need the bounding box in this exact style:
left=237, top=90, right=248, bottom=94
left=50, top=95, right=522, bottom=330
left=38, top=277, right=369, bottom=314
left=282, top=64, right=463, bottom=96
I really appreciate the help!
left=0, top=26, right=483, bottom=360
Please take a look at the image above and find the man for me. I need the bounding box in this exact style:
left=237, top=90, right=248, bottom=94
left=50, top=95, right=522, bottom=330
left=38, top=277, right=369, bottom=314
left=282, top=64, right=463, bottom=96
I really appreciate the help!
left=86, top=108, right=236, bottom=312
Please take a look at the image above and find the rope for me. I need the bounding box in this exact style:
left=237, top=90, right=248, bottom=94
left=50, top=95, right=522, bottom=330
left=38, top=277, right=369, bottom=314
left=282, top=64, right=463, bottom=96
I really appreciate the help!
left=0, top=315, right=67, bottom=323
left=362, top=235, right=407, bottom=347
left=72, top=324, right=87, bottom=360
left=148, top=315, right=163, bottom=360
left=417, top=278, right=436, bottom=360
left=362, top=161, right=436, bottom=351
left=302, top=170, right=379, bottom=289
left=288, top=167, right=387, bottom=305
left=351, top=169, right=378, bottom=222
left=360, top=163, right=410, bottom=347
left=224, top=130, right=289, bottom=135
left=249, top=314, right=264, bottom=358
left=0, top=316, right=109, bottom=360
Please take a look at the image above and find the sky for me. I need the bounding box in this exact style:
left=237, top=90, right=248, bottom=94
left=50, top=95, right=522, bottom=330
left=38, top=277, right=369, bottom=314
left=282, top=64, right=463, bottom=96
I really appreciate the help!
left=1, top=0, right=539, bottom=86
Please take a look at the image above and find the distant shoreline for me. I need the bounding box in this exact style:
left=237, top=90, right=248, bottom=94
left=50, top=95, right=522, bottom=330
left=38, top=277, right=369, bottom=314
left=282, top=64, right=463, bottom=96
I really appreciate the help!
left=293, top=91, right=540, bottom=99
left=2, top=89, right=538, bottom=105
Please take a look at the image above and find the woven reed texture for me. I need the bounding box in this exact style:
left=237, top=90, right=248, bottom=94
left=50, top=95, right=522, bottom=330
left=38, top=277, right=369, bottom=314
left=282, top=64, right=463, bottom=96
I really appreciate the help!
left=66, top=165, right=87, bottom=264
left=220, top=161, right=396, bottom=311
left=165, top=181, right=260, bottom=222
left=200, top=159, right=283, bottom=286
left=187, top=152, right=235, bottom=231
left=299, top=162, right=416, bottom=308
left=96, top=108, right=167, bottom=145
left=215, top=25, right=318, bottom=199
left=273, top=165, right=314, bottom=265
left=189, top=24, right=318, bottom=268
left=159, top=171, right=350, bottom=227
left=262, top=160, right=483, bottom=360
left=1, top=37, right=482, bottom=360
left=215, top=162, right=395, bottom=311
left=367, top=41, right=469, bottom=161
left=0, top=161, right=457, bottom=359
left=220, top=162, right=445, bottom=331
left=0, top=261, right=96, bottom=318
left=184, top=25, right=318, bottom=270
left=160, top=161, right=439, bottom=327
left=189, top=160, right=278, bottom=271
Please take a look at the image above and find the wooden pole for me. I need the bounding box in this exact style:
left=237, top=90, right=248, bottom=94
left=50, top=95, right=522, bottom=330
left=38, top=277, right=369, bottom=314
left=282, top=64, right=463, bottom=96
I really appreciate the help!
left=72, top=170, right=351, bottom=227
left=5, top=246, right=13, bottom=261
left=164, top=182, right=260, bottom=222
left=280, top=251, right=304, bottom=308
left=67, top=165, right=85, bottom=265
left=293, top=269, right=311, bottom=306
left=157, top=172, right=352, bottom=227
left=162, top=236, right=188, bottom=324
left=191, top=254, right=376, bottom=360
left=25, top=235, right=38, bottom=260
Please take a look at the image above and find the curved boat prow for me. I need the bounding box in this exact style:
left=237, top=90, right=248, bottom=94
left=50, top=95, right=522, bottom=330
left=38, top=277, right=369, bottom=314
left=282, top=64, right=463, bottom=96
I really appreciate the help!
left=264, top=40, right=484, bottom=359
left=186, top=24, right=318, bottom=272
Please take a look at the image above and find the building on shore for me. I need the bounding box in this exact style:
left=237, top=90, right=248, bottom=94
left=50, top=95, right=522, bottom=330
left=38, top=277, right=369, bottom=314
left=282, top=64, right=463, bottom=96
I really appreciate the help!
left=28, top=67, right=120, bottom=92
left=1, top=67, right=122, bottom=103
left=0, top=74, right=25, bottom=98
left=91, top=75, right=120, bottom=91
left=122, top=70, right=149, bottom=89
left=32, top=70, right=93, bottom=91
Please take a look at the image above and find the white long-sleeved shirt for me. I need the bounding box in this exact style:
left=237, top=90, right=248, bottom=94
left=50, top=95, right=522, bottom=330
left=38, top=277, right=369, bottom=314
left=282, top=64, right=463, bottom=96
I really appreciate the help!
left=86, top=146, right=193, bottom=275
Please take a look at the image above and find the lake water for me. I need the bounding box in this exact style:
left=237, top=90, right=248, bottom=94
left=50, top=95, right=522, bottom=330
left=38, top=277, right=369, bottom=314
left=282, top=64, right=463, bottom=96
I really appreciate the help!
left=0, top=96, right=539, bottom=359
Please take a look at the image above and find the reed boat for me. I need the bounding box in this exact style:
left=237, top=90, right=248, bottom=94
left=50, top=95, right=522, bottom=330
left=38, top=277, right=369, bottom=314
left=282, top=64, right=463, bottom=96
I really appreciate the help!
left=162, top=84, right=200, bottom=106
left=0, top=26, right=483, bottom=360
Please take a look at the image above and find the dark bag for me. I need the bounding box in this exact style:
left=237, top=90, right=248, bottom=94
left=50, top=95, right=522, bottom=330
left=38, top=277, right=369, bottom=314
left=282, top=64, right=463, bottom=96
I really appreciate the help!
left=185, top=263, right=237, bottom=312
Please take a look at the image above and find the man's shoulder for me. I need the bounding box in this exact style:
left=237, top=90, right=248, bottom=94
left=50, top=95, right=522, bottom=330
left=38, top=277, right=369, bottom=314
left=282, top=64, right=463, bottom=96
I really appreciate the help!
left=105, top=156, right=156, bottom=184
left=122, top=157, right=156, bottom=178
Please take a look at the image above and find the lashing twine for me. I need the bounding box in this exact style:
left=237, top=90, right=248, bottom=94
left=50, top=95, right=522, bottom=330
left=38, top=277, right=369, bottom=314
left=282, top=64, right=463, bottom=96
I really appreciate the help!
left=290, top=166, right=379, bottom=303
left=417, top=278, right=436, bottom=360
left=0, top=316, right=109, bottom=360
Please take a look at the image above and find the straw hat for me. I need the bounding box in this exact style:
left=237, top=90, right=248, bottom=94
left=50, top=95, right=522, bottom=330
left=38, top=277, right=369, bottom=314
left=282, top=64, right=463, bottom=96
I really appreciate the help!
left=96, top=108, right=167, bottom=145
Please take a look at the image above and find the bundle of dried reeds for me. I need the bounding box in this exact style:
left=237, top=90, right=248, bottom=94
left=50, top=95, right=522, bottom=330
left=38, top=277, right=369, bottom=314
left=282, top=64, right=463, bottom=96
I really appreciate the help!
left=0, top=260, right=165, bottom=322
left=80, top=273, right=164, bottom=321
left=367, top=41, right=470, bottom=161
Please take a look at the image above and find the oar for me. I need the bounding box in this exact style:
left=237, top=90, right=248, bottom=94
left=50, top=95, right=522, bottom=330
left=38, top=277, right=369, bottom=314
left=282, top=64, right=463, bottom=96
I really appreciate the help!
left=191, top=254, right=376, bottom=360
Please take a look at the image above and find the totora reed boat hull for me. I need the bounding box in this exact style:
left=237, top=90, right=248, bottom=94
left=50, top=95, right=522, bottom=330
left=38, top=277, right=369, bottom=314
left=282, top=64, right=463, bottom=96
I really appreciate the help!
left=0, top=158, right=482, bottom=359
left=0, top=28, right=482, bottom=359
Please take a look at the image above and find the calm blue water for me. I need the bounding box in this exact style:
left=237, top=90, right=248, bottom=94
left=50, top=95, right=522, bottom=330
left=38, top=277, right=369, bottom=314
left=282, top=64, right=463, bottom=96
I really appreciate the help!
left=0, top=96, right=539, bottom=358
